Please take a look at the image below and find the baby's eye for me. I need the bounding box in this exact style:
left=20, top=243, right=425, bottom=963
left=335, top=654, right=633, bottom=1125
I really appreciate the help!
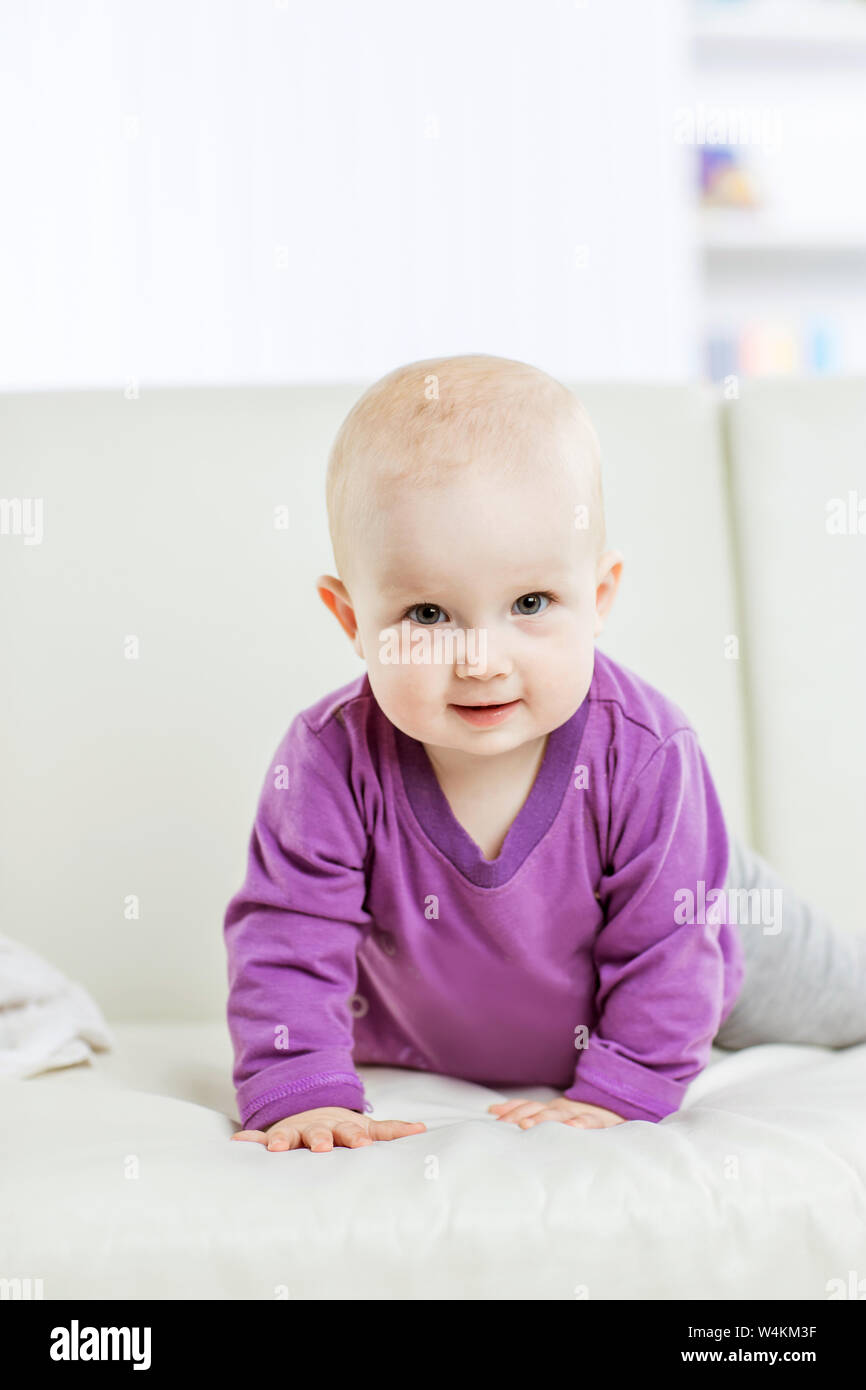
left=512, top=592, right=551, bottom=617
left=405, top=603, right=447, bottom=625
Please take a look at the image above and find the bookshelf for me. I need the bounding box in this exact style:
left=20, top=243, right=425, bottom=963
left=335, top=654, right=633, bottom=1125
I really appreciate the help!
left=690, top=0, right=866, bottom=379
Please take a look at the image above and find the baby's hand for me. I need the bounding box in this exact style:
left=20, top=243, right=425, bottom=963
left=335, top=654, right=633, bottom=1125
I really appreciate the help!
left=488, top=1096, right=626, bottom=1129
left=231, top=1105, right=426, bottom=1153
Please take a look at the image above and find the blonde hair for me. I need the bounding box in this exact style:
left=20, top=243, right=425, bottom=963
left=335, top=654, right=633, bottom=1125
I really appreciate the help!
left=325, top=353, right=606, bottom=588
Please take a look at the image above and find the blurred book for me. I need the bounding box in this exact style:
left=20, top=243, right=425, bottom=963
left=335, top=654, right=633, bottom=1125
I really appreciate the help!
left=699, top=146, right=761, bottom=208
left=704, top=318, right=842, bottom=379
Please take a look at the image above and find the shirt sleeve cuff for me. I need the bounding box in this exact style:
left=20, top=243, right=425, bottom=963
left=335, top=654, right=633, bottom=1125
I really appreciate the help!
left=564, top=1042, right=690, bottom=1122
left=239, top=1071, right=370, bottom=1131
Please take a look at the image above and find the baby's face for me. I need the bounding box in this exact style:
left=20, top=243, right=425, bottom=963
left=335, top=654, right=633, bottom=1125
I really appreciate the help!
left=324, top=458, right=622, bottom=762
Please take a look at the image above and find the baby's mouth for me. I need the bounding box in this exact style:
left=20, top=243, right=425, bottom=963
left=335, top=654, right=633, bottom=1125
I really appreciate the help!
left=452, top=700, right=515, bottom=708
left=449, top=698, right=521, bottom=726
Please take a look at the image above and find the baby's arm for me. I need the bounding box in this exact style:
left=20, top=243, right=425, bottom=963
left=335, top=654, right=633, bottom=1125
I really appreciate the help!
left=558, top=727, right=741, bottom=1124
left=224, top=712, right=423, bottom=1148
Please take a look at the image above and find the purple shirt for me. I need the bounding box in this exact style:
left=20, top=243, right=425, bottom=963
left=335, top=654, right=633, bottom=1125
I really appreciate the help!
left=224, top=647, right=745, bottom=1129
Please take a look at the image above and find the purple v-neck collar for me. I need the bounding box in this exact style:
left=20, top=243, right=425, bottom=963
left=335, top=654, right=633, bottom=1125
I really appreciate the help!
left=388, top=694, right=592, bottom=889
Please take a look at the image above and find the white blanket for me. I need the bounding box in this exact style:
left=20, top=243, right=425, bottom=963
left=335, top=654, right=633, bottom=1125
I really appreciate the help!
left=0, top=933, right=113, bottom=1079
left=2, top=1022, right=865, bottom=1298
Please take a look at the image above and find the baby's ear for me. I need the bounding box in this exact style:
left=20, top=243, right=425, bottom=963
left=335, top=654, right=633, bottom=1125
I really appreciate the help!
left=593, top=551, right=624, bottom=636
left=316, top=574, right=363, bottom=655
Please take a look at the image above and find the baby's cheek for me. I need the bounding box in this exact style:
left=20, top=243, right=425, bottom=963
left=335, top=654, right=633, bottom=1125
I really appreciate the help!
left=367, top=658, right=442, bottom=729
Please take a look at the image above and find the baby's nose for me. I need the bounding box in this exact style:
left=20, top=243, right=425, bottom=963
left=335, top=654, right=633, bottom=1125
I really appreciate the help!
left=456, top=633, right=512, bottom=681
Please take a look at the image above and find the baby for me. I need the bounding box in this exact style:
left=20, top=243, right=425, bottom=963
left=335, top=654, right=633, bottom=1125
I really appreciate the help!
left=225, top=353, right=866, bottom=1154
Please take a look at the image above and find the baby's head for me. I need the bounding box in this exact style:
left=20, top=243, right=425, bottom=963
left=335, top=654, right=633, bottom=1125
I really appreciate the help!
left=318, top=354, right=623, bottom=762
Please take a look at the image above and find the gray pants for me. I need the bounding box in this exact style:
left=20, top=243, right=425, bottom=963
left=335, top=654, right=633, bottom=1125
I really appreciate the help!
left=713, top=837, right=866, bottom=1051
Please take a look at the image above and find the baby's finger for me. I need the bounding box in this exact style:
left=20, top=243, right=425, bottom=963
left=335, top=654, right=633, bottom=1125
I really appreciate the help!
left=231, top=1129, right=268, bottom=1144
left=331, top=1121, right=374, bottom=1148
left=488, top=1099, right=528, bottom=1117
left=519, top=1108, right=564, bottom=1128
left=499, top=1101, right=546, bottom=1125
left=266, top=1126, right=301, bottom=1150
left=301, top=1124, right=336, bottom=1152
left=565, top=1114, right=603, bottom=1129
left=367, top=1119, right=427, bottom=1142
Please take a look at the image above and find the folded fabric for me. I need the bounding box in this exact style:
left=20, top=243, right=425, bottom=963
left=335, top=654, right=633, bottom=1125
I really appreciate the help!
left=0, top=933, right=114, bottom=1079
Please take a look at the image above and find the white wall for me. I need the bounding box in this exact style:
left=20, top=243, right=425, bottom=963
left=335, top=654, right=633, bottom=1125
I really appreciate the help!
left=0, top=0, right=696, bottom=390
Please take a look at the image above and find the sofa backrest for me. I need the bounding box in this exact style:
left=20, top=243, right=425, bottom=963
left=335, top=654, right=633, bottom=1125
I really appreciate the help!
left=724, top=378, right=866, bottom=935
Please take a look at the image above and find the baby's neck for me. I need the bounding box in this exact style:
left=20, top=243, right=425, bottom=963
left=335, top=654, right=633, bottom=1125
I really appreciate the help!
left=423, top=732, right=549, bottom=793
left=422, top=733, right=550, bottom=861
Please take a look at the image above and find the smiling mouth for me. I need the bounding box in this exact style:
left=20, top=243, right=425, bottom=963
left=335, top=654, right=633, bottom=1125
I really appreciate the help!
left=449, top=698, right=521, bottom=726
left=453, top=700, right=514, bottom=711
left=452, top=700, right=517, bottom=708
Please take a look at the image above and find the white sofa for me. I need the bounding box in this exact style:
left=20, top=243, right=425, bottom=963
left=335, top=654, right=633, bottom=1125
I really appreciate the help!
left=1, top=377, right=865, bottom=1300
